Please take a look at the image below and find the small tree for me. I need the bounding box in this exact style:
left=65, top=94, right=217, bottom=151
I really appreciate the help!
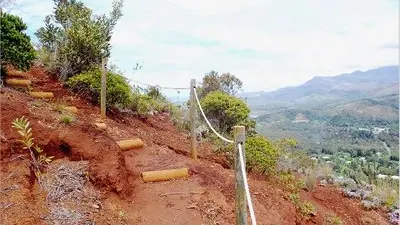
left=0, top=12, right=35, bottom=75
left=35, top=0, right=124, bottom=79
left=198, top=70, right=243, bottom=98
left=219, top=72, right=243, bottom=95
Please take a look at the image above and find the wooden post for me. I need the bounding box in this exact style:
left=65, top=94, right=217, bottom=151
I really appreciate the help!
left=190, top=79, right=197, bottom=160
left=234, top=126, right=246, bottom=225
left=100, top=57, right=107, bottom=120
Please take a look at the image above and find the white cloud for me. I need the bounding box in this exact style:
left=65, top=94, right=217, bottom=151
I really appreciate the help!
left=7, top=0, right=399, bottom=93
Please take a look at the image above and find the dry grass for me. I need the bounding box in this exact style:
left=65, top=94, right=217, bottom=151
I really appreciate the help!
left=372, top=178, right=399, bottom=209
left=42, top=160, right=101, bottom=225
left=304, top=168, right=317, bottom=191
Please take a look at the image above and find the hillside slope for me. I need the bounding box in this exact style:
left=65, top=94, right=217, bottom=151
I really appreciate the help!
left=0, top=66, right=392, bottom=225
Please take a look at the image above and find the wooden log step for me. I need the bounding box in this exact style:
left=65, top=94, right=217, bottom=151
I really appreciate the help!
left=94, top=122, right=107, bottom=130
left=6, top=79, right=31, bottom=87
left=141, top=168, right=189, bottom=183
left=117, top=139, right=144, bottom=151
left=7, top=70, right=28, bottom=78
left=29, top=92, right=54, bottom=99
left=65, top=106, right=78, bottom=114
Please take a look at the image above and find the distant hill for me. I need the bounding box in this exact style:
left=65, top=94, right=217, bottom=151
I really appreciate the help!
left=242, top=65, right=399, bottom=108
left=327, top=98, right=399, bottom=120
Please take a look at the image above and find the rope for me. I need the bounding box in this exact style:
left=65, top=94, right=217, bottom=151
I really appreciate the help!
left=238, top=143, right=257, bottom=225
left=127, top=78, right=190, bottom=90
left=193, top=86, right=234, bottom=143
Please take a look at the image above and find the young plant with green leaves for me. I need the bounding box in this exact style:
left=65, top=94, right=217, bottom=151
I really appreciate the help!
left=12, top=116, right=54, bottom=180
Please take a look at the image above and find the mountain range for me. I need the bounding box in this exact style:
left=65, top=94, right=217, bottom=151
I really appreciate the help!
left=241, top=65, right=399, bottom=109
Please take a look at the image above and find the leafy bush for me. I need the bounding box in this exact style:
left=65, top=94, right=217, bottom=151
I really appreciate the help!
left=0, top=12, right=35, bottom=75
left=300, top=201, right=315, bottom=217
left=131, top=94, right=156, bottom=117
left=325, top=214, right=342, bottom=225
left=59, top=114, right=75, bottom=125
left=279, top=172, right=306, bottom=193
left=288, top=193, right=315, bottom=218
left=245, top=135, right=281, bottom=174
left=146, top=86, right=165, bottom=101
left=35, top=0, right=123, bottom=79
left=66, top=68, right=132, bottom=108
left=200, top=91, right=250, bottom=134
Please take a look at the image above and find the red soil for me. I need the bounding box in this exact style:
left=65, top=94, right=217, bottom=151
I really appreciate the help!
left=0, top=66, right=392, bottom=225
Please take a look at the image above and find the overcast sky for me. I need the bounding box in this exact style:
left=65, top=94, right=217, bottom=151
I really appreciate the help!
left=6, top=0, right=399, bottom=96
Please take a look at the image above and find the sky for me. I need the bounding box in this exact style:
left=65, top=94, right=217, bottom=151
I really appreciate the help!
left=4, top=0, right=399, bottom=97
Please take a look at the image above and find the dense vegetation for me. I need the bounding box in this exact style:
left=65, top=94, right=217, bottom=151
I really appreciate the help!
left=0, top=12, right=35, bottom=75
left=256, top=101, right=399, bottom=181
left=34, top=0, right=177, bottom=119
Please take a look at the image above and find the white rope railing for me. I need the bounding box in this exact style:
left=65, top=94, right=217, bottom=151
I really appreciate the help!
left=238, top=143, right=257, bottom=225
left=128, top=78, right=190, bottom=90
left=192, top=86, right=234, bottom=143
left=192, top=85, right=256, bottom=224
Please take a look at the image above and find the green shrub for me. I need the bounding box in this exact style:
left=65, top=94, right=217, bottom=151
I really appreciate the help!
left=133, top=94, right=154, bottom=117
left=146, top=86, right=165, bottom=101
left=245, top=135, right=281, bottom=174
left=279, top=172, right=306, bottom=193
left=288, top=193, right=300, bottom=203
left=288, top=193, right=316, bottom=218
left=325, top=214, right=342, bottom=225
left=145, top=86, right=174, bottom=113
left=0, top=12, right=36, bottom=76
left=300, top=201, right=315, bottom=217
left=59, top=114, right=75, bottom=125
left=200, top=91, right=250, bottom=134
left=66, top=68, right=132, bottom=108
